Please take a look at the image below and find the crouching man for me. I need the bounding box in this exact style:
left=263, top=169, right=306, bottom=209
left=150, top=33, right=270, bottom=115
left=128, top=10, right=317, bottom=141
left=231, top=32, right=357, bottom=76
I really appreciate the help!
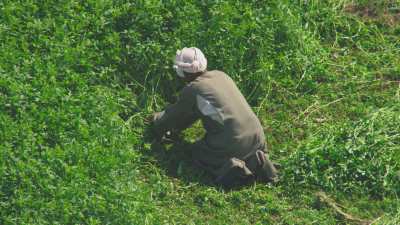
left=151, top=47, right=278, bottom=187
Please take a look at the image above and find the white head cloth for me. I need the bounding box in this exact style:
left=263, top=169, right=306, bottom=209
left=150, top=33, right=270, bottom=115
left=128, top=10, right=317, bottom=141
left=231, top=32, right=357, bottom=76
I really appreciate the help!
left=173, top=47, right=207, bottom=77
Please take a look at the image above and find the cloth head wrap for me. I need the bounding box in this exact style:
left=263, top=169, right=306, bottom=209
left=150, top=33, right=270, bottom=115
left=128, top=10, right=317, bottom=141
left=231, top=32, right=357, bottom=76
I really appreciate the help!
left=173, top=47, right=207, bottom=77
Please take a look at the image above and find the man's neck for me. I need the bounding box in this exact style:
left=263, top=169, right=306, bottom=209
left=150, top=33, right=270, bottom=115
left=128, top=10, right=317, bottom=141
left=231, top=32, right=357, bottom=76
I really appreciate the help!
left=184, top=71, right=205, bottom=83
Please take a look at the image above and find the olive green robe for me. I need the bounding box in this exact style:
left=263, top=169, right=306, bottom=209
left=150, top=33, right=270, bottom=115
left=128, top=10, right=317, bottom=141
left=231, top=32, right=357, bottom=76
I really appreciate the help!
left=153, top=70, right=275, bottom=181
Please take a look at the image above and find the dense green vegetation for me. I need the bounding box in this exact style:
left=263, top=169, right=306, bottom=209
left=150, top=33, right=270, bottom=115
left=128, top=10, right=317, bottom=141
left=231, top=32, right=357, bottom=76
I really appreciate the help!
left=1, top=0, right=399, bottom=224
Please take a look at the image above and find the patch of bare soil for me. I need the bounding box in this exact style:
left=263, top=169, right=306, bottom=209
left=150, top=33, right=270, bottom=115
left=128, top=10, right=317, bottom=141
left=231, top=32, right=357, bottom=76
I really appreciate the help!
left=344, top=3, right=400, bottom=26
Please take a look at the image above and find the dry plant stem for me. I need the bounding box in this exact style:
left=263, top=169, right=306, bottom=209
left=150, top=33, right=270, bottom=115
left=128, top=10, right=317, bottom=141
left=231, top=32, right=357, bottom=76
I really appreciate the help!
left=296, top=98, right=344, bottom=121
left=316, top=191, right=373, bottom=225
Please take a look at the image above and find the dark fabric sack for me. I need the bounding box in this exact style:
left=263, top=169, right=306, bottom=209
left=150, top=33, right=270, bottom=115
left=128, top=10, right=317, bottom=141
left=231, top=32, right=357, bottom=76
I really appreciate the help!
left=245, top=150, right=278, bottom=182
left=214, top=158, right=254, bottom=187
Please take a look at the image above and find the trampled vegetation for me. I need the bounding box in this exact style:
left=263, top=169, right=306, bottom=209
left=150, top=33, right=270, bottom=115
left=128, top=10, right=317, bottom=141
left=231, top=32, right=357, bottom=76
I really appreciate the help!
left=1, top=0, right=399, bottom=224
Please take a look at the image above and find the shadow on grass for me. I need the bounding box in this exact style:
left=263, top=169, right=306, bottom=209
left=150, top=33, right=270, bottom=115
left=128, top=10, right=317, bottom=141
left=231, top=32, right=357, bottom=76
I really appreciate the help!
left=140, top=126, right=215, bottom=187
left=139, top=127, right=253, bottom=191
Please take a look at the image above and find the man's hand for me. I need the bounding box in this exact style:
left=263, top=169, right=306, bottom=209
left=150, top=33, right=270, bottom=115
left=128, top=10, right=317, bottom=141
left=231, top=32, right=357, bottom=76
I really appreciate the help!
left=161, top=130, right=181, bottom=143
left=146, top=111, right=182, bottom=143
left=152, top=130, right=181, bottom=144
left=145, top=113, right=156, bottom=125
left=146, top=112, right=169, bottom=142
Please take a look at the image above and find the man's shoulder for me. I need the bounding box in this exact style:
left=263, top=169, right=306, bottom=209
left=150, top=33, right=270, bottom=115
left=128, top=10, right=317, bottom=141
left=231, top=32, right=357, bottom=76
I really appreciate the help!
left=204, top=70, right=227, bottom=76
left=189, top=70, right=231, bottom=89
left=194, top=70, right=229, bottom=82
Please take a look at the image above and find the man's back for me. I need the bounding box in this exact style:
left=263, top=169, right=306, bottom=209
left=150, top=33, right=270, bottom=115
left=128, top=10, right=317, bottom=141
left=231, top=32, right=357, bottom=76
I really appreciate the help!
left=189, top=70, right=265, bottom=158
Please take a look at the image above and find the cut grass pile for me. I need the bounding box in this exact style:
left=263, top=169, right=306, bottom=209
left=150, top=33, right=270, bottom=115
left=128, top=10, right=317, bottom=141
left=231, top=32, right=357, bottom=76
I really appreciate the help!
left=1, top=0, right=399, bottom=224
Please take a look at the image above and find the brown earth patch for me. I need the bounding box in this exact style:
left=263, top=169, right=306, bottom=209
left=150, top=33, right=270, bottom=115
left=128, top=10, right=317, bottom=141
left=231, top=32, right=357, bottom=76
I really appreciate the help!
left=344, top=3, right=400, bottom=26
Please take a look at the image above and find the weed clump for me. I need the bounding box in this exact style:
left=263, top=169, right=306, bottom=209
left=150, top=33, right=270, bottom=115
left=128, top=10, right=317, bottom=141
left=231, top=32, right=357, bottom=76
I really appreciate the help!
left=284, top=106, right=400, bottom=196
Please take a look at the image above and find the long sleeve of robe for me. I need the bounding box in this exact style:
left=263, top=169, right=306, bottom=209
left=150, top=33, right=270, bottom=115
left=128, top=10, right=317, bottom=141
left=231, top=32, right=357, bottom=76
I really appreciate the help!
left=153, top=85, right=199, bottom=136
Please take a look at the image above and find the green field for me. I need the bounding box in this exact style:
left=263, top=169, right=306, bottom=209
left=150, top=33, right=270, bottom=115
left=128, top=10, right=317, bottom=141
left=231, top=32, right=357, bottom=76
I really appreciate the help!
left=1, top=0, right=399, bottom=224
